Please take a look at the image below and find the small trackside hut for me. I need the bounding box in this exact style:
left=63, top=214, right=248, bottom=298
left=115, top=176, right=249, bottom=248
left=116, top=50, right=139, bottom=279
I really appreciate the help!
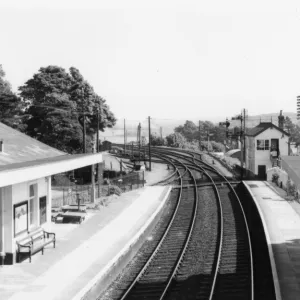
left=245, top=120, right=289, bottom=179
left=0, top=122, right=102, bottom=264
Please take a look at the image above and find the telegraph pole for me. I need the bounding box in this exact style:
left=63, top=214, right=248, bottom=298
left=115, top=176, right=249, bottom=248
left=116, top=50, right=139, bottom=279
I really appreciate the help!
left=83, top=112, right=86, bottom=153
left=198, top=121, right=201, bottom=151
left=138, top=123, right=141, bottom=163
left=96, top=108, right=100, bottom=153
left=243, top=108, right=246, bottom=171
left=148, top=116, right=152, bottom=171
left=124, top=119, right=126, bottom=156
left=81, top=87, right=86, bottom=154
left=232, top=112, right=244, bottom=180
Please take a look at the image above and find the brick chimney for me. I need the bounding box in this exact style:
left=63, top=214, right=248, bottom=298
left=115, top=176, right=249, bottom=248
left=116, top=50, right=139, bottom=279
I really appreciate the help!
left=278, top=110, right=284, bottom=129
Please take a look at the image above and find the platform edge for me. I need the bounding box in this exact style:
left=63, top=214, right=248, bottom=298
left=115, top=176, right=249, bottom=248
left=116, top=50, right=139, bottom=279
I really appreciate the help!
left=71, top=185, right=172, bottom=300
left=243, top=181, right=282, bottom=300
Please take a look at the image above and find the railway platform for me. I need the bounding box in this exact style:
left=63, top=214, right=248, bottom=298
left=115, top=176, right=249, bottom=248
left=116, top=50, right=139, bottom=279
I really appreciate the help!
left=244, top=181, right=300, bottom=300
left=0, top=185, right=172, bottom=300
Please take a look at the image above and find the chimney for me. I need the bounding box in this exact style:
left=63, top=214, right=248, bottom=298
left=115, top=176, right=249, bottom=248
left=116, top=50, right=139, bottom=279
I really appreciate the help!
left=278, top=110, right=284, bottom=129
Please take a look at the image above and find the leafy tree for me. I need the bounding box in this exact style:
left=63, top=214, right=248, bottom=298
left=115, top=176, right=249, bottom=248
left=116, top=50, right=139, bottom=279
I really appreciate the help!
left=19, top=66, right=117, bottom=153
left=166, top=132, right=187, bottom=148
left=0, top=65, right=27, bottom=130
left=175, top=120, right=197, bottom=142
left=285, top=116, right=300, bottom=146
left=150, top=133, right=165, bottom=146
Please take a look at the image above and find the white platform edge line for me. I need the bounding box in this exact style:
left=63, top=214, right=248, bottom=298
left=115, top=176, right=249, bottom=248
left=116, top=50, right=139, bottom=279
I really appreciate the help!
left=71, top=185, right=172, bottom=300
left=243, top=181, right=282, bottom=300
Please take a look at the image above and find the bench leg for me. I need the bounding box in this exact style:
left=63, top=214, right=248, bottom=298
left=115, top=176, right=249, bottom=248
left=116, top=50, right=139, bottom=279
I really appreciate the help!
left=42, top=248, right=44, bottom=255
left=53, top=241, right=56, bottom=248
left=29, top=253, right=32, bottom=263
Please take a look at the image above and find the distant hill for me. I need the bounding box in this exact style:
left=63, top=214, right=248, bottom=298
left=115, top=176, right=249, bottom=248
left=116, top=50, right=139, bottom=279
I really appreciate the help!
left=101, top=112, right=298, bottom=143
left=230, top=112, right=298, bottom=129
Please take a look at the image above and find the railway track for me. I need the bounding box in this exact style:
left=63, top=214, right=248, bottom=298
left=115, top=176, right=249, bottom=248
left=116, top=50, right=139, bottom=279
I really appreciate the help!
left=100, top=147, right=255, bottom=300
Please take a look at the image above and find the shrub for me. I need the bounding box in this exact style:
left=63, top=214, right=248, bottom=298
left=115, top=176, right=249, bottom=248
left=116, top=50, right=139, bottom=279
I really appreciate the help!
left=271, top=173, right=279, bottom=185
left=286, top=179, right=296, bottom=196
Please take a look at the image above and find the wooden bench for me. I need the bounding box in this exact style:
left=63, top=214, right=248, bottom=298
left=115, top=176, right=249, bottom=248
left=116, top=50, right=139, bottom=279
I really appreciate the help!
left=60, top=211, right=86, bottom=224
left=16, top=227, right=56, bottom=263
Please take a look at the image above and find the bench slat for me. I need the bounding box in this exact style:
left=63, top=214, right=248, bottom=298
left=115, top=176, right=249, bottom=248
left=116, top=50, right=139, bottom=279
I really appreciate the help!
left=16, top=227, right=56, bottom=263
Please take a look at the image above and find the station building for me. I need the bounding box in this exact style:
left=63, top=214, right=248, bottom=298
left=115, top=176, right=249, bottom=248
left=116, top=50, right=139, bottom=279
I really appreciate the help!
left=0, top=122, right=102, bottom=264
left=245, top=121, right=289, bottom=179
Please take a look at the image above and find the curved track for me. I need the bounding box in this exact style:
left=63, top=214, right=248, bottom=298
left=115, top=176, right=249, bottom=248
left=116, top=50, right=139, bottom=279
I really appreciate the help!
left=99, top=147, right=254, bottom=300
left=152, top=148, right=254, bottom=300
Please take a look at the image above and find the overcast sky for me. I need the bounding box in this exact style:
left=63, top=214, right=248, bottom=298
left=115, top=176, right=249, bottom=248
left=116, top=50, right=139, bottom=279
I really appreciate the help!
left=1, top=0, right=300, bottom=122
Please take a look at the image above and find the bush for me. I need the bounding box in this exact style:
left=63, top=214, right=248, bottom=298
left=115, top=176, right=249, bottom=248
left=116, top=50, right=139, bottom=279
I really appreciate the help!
left=271, top=173, right=279, bottom=185
left=286, top=179, right=296, bottom=196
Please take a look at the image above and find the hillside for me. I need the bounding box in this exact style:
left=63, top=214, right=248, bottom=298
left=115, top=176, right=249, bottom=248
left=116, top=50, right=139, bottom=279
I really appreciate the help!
left=101, top=112, right=298, bottom=143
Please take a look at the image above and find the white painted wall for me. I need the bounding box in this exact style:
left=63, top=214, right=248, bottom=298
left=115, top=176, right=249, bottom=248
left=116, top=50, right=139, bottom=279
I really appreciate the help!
left=2, top=186, right=13, bottom=253
left=253, top=128, right=289, bottom=175
left=3, top=177, right=51, bottom=254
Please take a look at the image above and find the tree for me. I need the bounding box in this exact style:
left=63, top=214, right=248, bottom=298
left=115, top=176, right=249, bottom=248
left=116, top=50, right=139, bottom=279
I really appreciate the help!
left=165, top=132, right=187, bottom=148
left=285, top=116, right=300, bottom=146
left=19, top=66, right=117, bottom=153
left=174, top=120, right=197, bottom=142
left=150, top=133, right=165, bottom=146
left=0, top=65, right=27, bottom=130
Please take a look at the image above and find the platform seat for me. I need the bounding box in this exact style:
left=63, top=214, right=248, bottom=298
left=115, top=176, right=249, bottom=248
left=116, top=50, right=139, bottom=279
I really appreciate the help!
left=16, top=227, right=56, bottom=263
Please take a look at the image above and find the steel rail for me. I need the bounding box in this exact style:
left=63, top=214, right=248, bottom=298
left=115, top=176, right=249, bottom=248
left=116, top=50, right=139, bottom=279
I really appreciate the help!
left=150, top=147, right=254, bottom=300
left=159, top=161, right=199, bottom=299
left=119, top=156, right=190, bottom=299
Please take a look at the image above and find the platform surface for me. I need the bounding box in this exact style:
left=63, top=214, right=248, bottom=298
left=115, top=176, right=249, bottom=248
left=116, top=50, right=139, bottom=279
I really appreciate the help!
left=1, top=185, right=171, bottom=300
left=244, top=181, right=300, bottom=300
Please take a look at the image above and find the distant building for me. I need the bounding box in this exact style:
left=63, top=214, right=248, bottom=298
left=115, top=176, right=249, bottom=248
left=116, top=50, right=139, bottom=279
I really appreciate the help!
left=245, top=121, right=289, bottom=179
left=0, top=122, right=102, bottom=264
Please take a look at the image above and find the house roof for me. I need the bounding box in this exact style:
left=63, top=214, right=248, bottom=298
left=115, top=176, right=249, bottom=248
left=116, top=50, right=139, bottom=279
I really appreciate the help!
left=246, top=122, right=290, bottom=137
left=0, top=122, right=65, bottom=166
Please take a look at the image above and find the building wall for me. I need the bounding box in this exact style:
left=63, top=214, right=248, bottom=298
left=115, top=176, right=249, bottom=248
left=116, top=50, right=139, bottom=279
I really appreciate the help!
left=0, top=177, right=51, bottom=263
left=254, top=129, right=289, bottom=174
left=246, top=128, right=289, bottom=175
left=2, top=186, right=13, bottom=254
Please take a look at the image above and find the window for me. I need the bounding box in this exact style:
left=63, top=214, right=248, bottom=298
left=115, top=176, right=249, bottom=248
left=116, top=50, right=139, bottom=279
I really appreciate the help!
left=257, top=139, right=269, bottom=150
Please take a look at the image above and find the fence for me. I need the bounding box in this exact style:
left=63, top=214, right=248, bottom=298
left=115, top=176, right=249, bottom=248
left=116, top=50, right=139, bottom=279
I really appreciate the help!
left=51, top=171, right=145, bottom=208
left=108, top=171, right=145, bottom=193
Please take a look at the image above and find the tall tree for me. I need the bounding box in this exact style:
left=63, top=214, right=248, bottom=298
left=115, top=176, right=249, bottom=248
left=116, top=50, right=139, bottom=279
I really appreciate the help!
left=0, top=65, right=26, bottom=130
left=19, top=65, right=116, bottom=153
left=285, top=116, right=300, bottom=146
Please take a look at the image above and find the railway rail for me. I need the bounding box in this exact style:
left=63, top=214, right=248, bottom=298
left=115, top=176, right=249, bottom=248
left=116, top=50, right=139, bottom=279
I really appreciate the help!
left=100, top=147, right=255, bottom=300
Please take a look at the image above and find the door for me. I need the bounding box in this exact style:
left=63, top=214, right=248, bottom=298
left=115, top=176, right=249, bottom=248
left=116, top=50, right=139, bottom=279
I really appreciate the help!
left=258, top=165, right=267, bottom=180
left=271, top=139, right=279, bottom=157
left=39, top=196, right=47, bottom=225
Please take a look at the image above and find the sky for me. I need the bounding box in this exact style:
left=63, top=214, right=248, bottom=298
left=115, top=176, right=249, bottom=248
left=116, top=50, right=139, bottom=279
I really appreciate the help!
left=1, top=0, right=300, bottom=123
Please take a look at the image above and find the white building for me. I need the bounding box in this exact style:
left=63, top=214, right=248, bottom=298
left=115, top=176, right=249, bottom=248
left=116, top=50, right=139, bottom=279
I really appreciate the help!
left=0, top=123, right=102, bottom=264
left=245, top=122, right=289, bottom=179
